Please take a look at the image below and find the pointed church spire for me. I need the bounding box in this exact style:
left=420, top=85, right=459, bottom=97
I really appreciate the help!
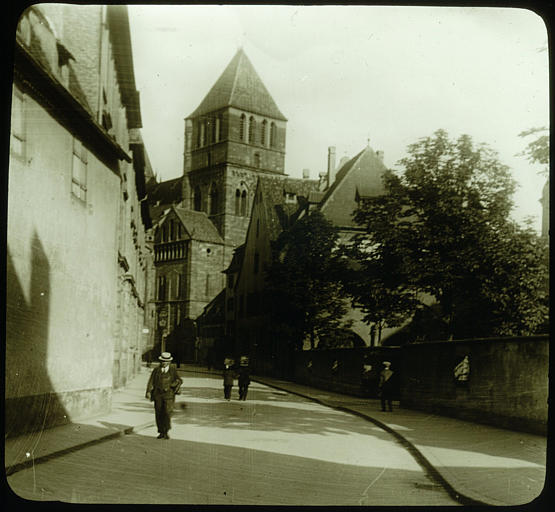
left=188, top=49, right=287, bottom=121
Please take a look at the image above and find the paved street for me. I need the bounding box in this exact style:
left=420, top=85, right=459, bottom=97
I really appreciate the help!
left=7, top=372, right=458, bottom=505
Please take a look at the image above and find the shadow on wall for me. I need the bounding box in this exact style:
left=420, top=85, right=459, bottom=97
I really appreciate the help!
left=5, top=231, right=69, bottom=437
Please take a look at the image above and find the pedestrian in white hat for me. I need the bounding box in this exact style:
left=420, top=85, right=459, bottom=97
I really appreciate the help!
left=145, top=352, right=182, bottom=439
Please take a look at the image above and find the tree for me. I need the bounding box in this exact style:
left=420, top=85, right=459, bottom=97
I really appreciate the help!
left=264, top=210, right=352, bottom=350
left=349, top=129, right=548, bottom=339
left=517, top=126, right=549, bottom=175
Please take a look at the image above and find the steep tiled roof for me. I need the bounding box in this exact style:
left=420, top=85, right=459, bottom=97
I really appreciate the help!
left=173, top=207, right=224, bottom=245
left=147, top=177, right=183, bottom=223
left=319, top=146, right=388, bottom=228
left=188, top=48, right=286, bottom=121
left=320, top=148, right=365, bottom=205
left=258, top=176, right=319, bottom=241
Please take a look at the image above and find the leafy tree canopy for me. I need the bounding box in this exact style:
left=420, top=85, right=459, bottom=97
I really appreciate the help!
left=517, top=126, right=549, bottom=174
left=264, top=210, right=352, bottom=350
left=348, top=129, right=548, bottom=339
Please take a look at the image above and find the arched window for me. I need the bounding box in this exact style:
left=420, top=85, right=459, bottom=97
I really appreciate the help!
left=235, top=189, right=241, bottom=215
left=162, top=225, right=167, bottom=242
left=206, top=119, right=213, bottom=144
left=241, top=190, right=247, bottom=216
left=215, top=116, right=221, bottom=142
left=261, top=120, right=267, bottom=146
left=254, top=152, right=260, bottom=168
left=248, top=116, right=256, bottom=144
left=200, top=121, right=205, bottom=146
left=239, top=114, right=246, bottom=140
left=209, top=183, right=218, bottom=215
left=193, top=186, right=202, bottom=211
left=270, top=122, right=276, bottom=147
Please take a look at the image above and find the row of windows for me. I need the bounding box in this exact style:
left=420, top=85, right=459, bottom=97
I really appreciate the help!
left=239, top=115, right=277, bottom=147
left=157, top=274, right=183, bottom=300
left=154, top=242, right=187, bottom=262
left=159, top=220, right=183, bottom=243
left=193, top=184, right=219, bottom=214
left=12, top=89, right=89, bottom=203
left=196, top=115, right=222, bottom=148
left=192, top=186, right=249, bottom=217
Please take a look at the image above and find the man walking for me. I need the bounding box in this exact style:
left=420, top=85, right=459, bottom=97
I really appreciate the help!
left=222, top=359, right=235, bottom=401
left=145, top=352, right=182, bottom=439
left=237, top=356, right=251, bottom=401
left=379, top=361, right=394, bottom=412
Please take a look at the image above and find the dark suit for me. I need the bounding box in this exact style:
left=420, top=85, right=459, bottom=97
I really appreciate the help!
left=146, top=364, right=182, bottom=435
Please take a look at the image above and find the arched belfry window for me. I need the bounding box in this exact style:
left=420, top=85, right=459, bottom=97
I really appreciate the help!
left=215, top=116, right=221, bottom=142
left=209, top=183, right=218, bottom=215
left=239, top=114, right=246, bottom=141
left=193, top=186, right=202, bottom=211
left=261, top=120, right=267, bottom=146
left=235, top=189, right=241, bottom=215
left=248, top=117, right=256, bottom=144
left=270, top=122, right=276, bottom=147
left=241, top=190, right=248, bottom=216
left=200, top=121, right=206, bottom=146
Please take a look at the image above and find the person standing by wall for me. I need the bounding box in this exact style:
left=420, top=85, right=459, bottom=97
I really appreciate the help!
left=145, top=352, right=183, bottom=439
left=379, top=361, right=394, bottom=412
left=238, top=356, right=251, bottom=400
left=223, top=358, right=235, bottom=401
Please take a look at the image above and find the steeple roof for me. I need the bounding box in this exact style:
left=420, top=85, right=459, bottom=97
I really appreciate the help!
left=188, top=48, right=287, bottom=121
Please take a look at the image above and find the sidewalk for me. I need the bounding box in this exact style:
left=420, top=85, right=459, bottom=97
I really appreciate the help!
left=5, top=364, right=548, bottom=506
left=5, top=367, right=154, bottom=476
left=181, top=364, right=548, bottom=507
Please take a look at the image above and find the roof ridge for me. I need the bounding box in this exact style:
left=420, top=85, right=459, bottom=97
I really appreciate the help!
left=228, top=49, right=242, bottom=108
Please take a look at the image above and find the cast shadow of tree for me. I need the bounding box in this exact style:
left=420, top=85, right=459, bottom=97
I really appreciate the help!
left=5, top=231, right=69, bottom=441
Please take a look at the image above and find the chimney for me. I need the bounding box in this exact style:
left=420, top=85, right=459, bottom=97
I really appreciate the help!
left=302, top=168, right=310, bottom=179
left=376, top=150, right=384, bottom=162
left=318, top=171, right=327, bottom=191
left=327, top=146, right=336, bottom=185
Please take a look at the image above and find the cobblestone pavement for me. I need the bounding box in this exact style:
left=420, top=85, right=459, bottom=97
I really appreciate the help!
left=6, top=373, right=459, bottom=506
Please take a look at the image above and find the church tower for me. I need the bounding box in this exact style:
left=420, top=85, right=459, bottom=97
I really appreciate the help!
left=182, top=49, right=287, bottom=257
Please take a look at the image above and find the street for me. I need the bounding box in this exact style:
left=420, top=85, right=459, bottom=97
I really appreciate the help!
left=7, top=372, right=458, bottom=505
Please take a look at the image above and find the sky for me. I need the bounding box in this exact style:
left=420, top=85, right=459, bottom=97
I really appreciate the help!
left=128, top=5, right=549, bottom=231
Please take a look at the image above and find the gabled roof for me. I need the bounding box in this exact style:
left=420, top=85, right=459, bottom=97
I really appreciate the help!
left=172, top=207, right=224, bottom=245
left=188, top=48, right=287, bottom=121
left=318, top=145, right=388, bottom=228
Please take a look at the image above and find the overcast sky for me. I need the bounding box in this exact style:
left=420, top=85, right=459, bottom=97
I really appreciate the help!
left=128, top=5, right=549, bottom=231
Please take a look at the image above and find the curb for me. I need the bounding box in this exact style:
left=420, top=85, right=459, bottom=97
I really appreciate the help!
left=5, top=421, right=155, bottom=477
left=251, top=377, right=489, bottom=507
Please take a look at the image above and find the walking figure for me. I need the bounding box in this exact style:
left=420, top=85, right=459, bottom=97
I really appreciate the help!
left=145, top=352, right=182, bottom=439
left=379, top=361, right=394, bottom=412
left=223, top=359, right=235, bottom=401
left=238, top=356, right=251, bottom=401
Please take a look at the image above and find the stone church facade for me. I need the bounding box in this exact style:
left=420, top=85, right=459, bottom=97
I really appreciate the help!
left=182, top=48, right=288, bottom=266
